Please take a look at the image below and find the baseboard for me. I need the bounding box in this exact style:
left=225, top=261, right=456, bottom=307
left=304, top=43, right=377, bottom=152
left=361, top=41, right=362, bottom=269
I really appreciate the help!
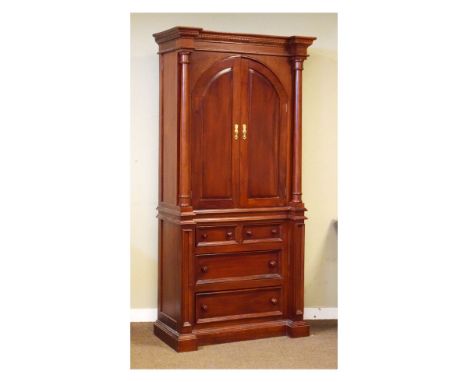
left=303, top=307, right=338, bottom=320
left=131, top=307, right=337, bottom=322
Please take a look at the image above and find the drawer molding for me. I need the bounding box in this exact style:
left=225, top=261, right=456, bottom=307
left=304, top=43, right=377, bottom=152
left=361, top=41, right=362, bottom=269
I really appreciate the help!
left=196, top=273, right=282, bottom=286
left=196, top=310, right=283, bottom=324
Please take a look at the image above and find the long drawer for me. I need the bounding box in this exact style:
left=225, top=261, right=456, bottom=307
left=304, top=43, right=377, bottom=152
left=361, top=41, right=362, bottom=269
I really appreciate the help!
left=195, top=287, right=283, bottom=324
left=195, top=249, right=281, bottom=282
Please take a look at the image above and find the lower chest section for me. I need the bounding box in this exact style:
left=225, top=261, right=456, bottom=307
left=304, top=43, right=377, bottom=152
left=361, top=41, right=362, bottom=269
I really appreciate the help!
left=191, top=220, right=289, bottom=327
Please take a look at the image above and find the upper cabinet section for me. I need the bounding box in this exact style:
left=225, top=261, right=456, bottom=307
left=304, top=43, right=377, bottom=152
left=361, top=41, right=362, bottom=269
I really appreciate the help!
left=153, top=27, right=316, bottom=58
left=154, top=27, right=316, bottom=210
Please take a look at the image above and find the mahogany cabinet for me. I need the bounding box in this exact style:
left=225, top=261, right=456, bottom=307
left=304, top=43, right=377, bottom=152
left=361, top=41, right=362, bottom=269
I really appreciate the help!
left=152, top=27, right=316, bottom=352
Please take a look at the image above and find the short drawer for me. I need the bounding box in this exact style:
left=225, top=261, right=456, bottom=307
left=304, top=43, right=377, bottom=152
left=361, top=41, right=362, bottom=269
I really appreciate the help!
left=195, top=250, right=280, bottom=283
left=195, top=287, right=282, bottom=324
left=196, top=225, right=237, bottom=246
left=242, top=223, right=283, bottom=243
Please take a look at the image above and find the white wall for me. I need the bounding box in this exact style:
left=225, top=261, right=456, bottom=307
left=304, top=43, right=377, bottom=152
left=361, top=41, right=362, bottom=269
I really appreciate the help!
left=130, top=13, right=337, bottom=311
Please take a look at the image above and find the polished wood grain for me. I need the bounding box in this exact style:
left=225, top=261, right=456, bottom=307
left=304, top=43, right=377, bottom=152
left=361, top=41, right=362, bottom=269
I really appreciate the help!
left=196, top=224, right=238, bottom=246
left=291, top=58, right=304, bottom=205
left=246, top=68, right=280, bottom=198
left=195, top=287, right=283, bottom=324
left=240, top=58, right=288, bottom=208
left=195, top=249, right=281, bottom=282
left=159, top=220, right=181, bottom=329
left=178, top=51, right=192, bottom=208
left=192, top=57, right=240, bottom=209
left=153, top=27, right=316, bottom=352
left=161, top=52, right=178, bottom=205
left=242, top=222, right=283, bottom=243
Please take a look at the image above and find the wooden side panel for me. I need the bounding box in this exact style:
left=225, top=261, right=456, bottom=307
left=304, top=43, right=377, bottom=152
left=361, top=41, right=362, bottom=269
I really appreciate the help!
left=161, top=52, right=179, bottom=205
left=159, top=219, right=181, bottom=327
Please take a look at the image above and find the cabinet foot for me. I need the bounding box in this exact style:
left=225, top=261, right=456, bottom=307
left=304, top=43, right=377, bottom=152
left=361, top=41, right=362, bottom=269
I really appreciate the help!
left=286, top=320, right=311, bottom=338
left=153, top=320, right=198, bottom=352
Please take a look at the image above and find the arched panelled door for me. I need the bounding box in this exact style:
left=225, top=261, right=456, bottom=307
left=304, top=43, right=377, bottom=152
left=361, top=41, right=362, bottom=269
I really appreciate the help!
left=192, top=56, right=288, bottom=210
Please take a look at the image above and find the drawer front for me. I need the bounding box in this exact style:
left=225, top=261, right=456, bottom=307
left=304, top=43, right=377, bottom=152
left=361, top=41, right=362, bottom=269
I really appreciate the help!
left=242, top=223, right=283, bottom=243
left=196, top=225, right=237, bottom=246
left=195, top=287, right=282, bottom=324
left=195, top=250, right=280, bottom=282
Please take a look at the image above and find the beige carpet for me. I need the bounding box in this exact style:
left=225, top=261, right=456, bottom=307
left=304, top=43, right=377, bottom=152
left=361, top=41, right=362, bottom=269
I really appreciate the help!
left=131, top=320, right=337, bottom=369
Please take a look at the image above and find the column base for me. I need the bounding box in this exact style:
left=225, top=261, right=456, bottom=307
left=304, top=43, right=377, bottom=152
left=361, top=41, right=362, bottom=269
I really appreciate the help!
left=286, top=320, right=311, bottom=337
left=153, top=320, right=198, bottom=352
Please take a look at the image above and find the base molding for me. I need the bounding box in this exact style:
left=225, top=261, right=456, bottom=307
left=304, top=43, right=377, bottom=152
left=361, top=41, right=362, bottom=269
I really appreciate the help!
left=194, top=320, right=288, bottom=346
left=153, top=319, right=310, bottom=352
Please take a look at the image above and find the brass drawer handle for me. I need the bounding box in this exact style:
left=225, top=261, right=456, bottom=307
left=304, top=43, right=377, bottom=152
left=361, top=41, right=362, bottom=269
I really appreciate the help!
left=245, top=230, right=253, bottom=237
left=226, top=231, right=233, bottom=239
left=234, top=124, right=239, bottom=140
left=201, top=233, right=208, bottom=240
left=271, top=229, right=278, bottom=235
left=201, top=304, right=208, bottom=312
left=242, top=123, right=247, bottom=140
left=268, top=260, right=277, bottom=268
left=270, top=298, right=278, bottom=305
left=201, top=265, right=208, bottom=273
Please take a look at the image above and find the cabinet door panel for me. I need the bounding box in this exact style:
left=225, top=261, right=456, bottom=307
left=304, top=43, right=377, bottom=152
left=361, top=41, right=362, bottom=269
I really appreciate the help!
left=192, top=58, right=241, bottom=209
left=247, top=69, right=279, bottom=198
left=240, top=59, right=288, bottom=207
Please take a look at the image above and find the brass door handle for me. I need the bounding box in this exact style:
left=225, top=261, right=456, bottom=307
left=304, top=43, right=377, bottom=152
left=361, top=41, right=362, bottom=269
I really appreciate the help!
left=234, top=124, right=239, bottom=140
left=242, top=124, right=247, bottom=140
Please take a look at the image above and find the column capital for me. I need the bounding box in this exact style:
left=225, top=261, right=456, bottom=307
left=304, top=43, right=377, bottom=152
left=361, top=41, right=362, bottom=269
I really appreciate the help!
left=290, top=57, right=304, bottom=70
left=178, top=50, right=192, bottom=64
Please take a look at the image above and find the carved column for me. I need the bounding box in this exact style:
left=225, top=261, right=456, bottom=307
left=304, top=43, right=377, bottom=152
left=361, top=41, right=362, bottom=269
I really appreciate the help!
left=180, top=227, right=195, bottom=334
left=287, top=208, right=309, bottom=335
left=178, top=51, right=195, bottom=338
left=291, top=57, right=304, bottom=205
left=178, top=50, right=192, bottom=208
left=288, top=55, right=310, bottom=336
